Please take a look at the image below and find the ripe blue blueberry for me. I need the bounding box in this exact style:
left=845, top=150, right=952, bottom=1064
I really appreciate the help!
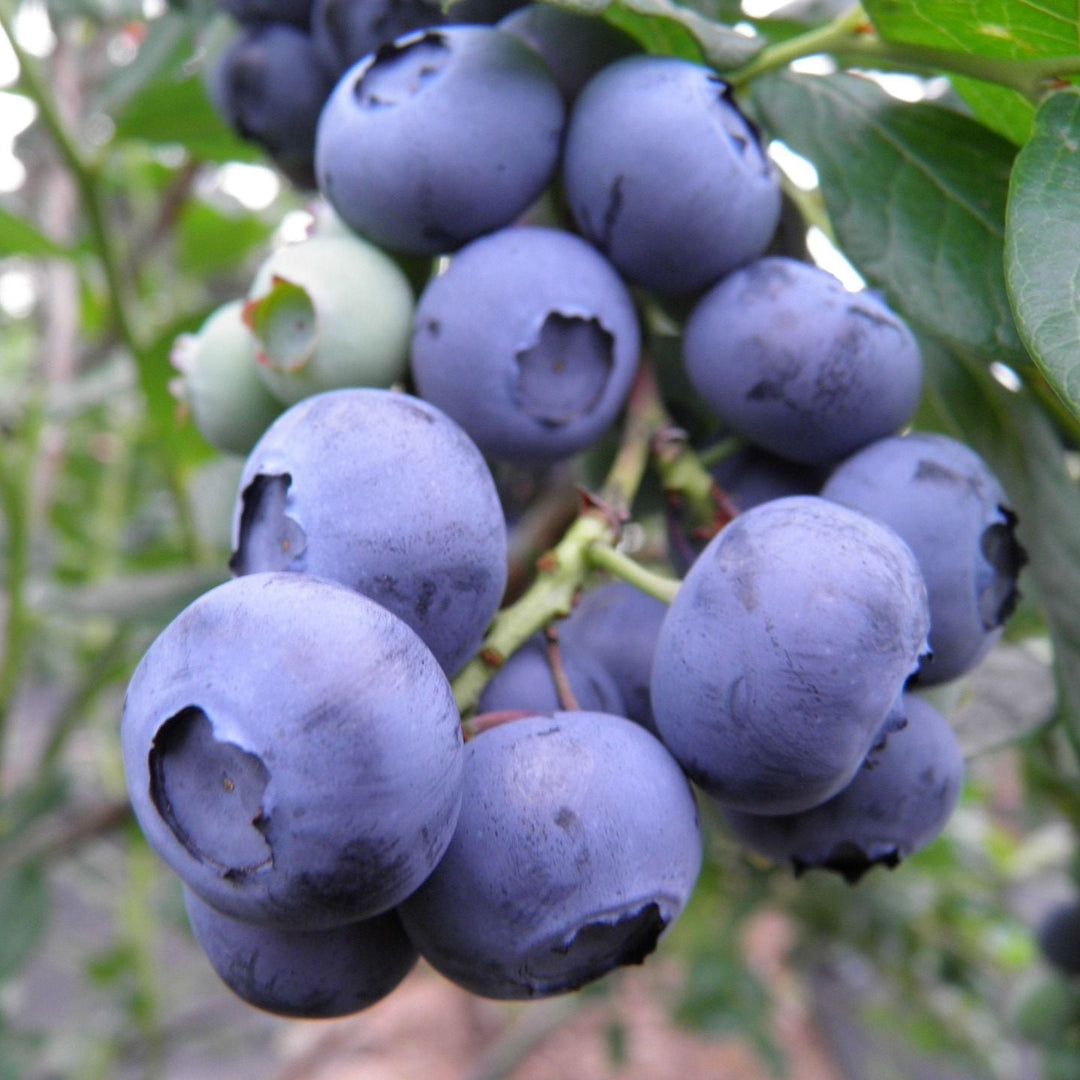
left=229, top=388, right=507, bottom=675
left=721, top=693, right=964, bottom=882
left=315, top=26, right=565, bottom=255
left=208, top=22, right=331, bottom=189
left=562, top=54, right=781, bottom=296
left=121, top=572, right=464, bottom=929
left=821, top=431, right=1027, bottom=684
left=311, top=0, right=444, bottom=79
left=651, top=495, right=930, bottom=815
left=682, top=257, right=924, bottom=465
left=184, top=887, right=418, bottom=1018
left=497, top=5, right=638, bottom=101
left=398, top=711, right=701, bottom=999
left=411, top=226, right=641, bottom=462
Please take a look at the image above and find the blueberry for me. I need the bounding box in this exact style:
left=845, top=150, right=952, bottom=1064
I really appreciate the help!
left=184, top=887, right=417, bottom=1017
left=651, top=495, right=930, bottom=815
left=562, top=54, right=781, bottom=296
left=243, top=232, right=414, bottom=405
left=397, top=711, right=701, bottom=999
left=682, top=257, right=924, bottom=465
left=208, top=22, right=332, bottom=189
left=411, top=226, right=641, bottom=462
left=315, top=26, right=565, bottom=255
left=229, top=388, right=507, bottom=675
left=558, top=582, right=668, bottom=734
left=497, top=5, right=638, bottom=102
left=170, top=300, right=283, bottom=456
left=1038, top=900, right=1080, bottom=978
left=821, top=431, right=1027, bottom=683
left=121, top=572, right=464, bottom=929
left=311, top=0, right=444, bottom=80
left=215, top=0, right=314, bottom=28
left=477, top=633, right=625, bottom=717
left=721, top=693, right=964, bottom=882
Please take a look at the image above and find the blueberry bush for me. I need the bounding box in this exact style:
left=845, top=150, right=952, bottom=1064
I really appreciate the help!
left=3, top=1, right=1080, bottom=1078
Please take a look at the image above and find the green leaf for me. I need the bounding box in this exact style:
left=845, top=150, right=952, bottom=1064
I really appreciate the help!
left=111, top=74, right=260, bottom=163
left=865, top=0, right=1080, bottom=59
left=1005, top=88, right=1080, bottom=421
left=176, top=200, right=274, bottom=277
left=752, top=71, right=1026, bottom=367
left=0, top=205, right=73, bottom=258
left=919, top=340, right=1080, bottom=745
left=950, top=78, right=1034, bottom=146
left=549, top=0, right=765, bottom=68
left=0, top=861, right=47, bottom=981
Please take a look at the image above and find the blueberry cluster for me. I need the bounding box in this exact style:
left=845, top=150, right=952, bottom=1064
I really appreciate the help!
left=127, top=8, right=1032, bottom=1021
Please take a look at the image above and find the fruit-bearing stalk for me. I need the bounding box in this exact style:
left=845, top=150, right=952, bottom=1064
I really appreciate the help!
left=452, top=356, right=717, bottom=722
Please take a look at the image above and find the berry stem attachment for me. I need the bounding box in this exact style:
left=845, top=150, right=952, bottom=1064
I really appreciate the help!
left=586, top=543, right=680, bottom=605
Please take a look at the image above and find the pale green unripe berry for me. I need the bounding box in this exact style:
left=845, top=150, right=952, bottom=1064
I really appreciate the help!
left=244, top=233, right=415, bottom=405
left=171, top=300, right=283, bottom=456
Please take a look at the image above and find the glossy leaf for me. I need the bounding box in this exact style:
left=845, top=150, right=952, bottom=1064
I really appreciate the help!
left=752, top=71, right=1026, bottom=367
left=866, top=0, right=1080, bottom=58
left=551, top=0, right=764, bottom=67
left=1005, top=88, right=1080, bottom=420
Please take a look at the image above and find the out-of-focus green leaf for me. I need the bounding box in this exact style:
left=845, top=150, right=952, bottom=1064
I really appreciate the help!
left=33, top=566, right=227, bottom=624
left=919, top=339, right=1080, bottom=745
left=93, top=10, right=197, bottom=118
left=0, top=205, right=74, bottom=258
left=752, top=71, right=1026, bottom=367
left=0, top=862, right=47, bottom=981
left=550, top=0, right=765, bottom=67
left=865, top=0, right=1080, bottom=58
left=111, top=74, right=260, bottom=163
left=176, top=200, right=274, bottom=276
left=1005, top=88, right=1080, bottom=423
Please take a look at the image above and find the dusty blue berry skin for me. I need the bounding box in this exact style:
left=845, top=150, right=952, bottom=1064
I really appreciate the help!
left=558, top=582, right=668, bottom=733
left=311, top=0, right=444, bottom=79
left=821, top=432, right=1027, bottom=684
left=497, top=5, right=637, bottom=101
left=477, top=633, right=625, bottom=718
left=315, top=26, right=565, bottom=255
left=209, top=23, right=331, bottom=189
left=682, top=258, right=924, bottom=465
left=397, top=711, right=701, bottom=1000
left=562, top=55, right=781, bottom=296
left=721, top=693, right=964, bottom=882
left=1037, top=900, right=1080, bottom=977
left=216, top=0, right=314, bottom=27
left=121, top=572, right=464, bottom=930
left=184, top=887, right=418, bottom=1018
left=651, top=495, right=930, bottom=816
left=411, top=226, right=641, bottom=463
left=229, top=388, right=507, bottom=676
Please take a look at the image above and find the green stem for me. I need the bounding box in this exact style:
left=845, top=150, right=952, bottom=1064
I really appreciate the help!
left=0, top=405, right=43, bottom=780
left=586, top=544, right=679, bottom=604
left=0, top=6, right=200, bottom=560
left=452, top=362, right=667, bottom=719
left=727, top=2, right=1080, bottom=101
left=727, top=3, right=869, bottom=87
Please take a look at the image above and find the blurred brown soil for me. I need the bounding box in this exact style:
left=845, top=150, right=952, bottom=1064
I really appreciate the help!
left=269, top=909, right=842, bottom=1080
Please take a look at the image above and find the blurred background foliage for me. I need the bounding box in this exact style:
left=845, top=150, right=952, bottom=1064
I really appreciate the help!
left=0, top=1, right=1079, bottom=1078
